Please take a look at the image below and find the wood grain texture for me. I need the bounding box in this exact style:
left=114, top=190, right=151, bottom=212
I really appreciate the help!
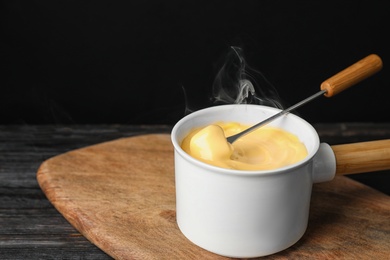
left=37, top=134, right=390, bottom=259
left=320, top=54, right=382, bottom=97
left=332, top=139, right=390, bottom=175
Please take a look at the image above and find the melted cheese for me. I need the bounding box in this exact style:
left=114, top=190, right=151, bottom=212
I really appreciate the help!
left=181, top=122, right=308, bottom=171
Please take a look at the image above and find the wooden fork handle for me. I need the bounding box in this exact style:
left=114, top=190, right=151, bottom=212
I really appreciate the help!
left=321, top=54, right=383, bottom=97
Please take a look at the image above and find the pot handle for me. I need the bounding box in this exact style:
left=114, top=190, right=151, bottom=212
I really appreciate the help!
left=312, top=143, right=337, bottom=183
left=331, top=139, right=390, bottom=175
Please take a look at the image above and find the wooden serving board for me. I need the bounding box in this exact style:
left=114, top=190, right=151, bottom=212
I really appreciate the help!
left=37, top=134, right=390, bottom=259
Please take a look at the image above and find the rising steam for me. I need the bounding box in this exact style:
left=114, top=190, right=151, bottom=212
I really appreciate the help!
left=211, top=46, right=284, bottom=109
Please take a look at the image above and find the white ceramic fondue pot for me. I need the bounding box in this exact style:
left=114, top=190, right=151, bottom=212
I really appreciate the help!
left=171, top=54, right=389, bottom=257
left=171, top=104, right=390, bottom=258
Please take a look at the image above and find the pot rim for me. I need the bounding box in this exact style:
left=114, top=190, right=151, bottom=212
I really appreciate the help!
left=171, top=104, right=320, bottom=176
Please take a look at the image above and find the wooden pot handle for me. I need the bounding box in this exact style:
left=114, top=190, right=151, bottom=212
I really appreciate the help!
left=331, top=139, right=390, bottom=175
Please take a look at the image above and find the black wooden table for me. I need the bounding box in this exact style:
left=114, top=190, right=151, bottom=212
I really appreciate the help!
left=1, top=124, right=389, bottom=259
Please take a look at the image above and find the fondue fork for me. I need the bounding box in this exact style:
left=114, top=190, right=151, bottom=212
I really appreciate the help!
left=227, top=54, right=383, bottom=144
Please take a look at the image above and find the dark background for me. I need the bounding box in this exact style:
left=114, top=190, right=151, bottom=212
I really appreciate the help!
left=1, top=0, right=389, bottom=125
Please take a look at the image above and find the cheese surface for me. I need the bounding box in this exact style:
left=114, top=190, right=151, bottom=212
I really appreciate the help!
left=181, top=122, right=308, bottom=171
